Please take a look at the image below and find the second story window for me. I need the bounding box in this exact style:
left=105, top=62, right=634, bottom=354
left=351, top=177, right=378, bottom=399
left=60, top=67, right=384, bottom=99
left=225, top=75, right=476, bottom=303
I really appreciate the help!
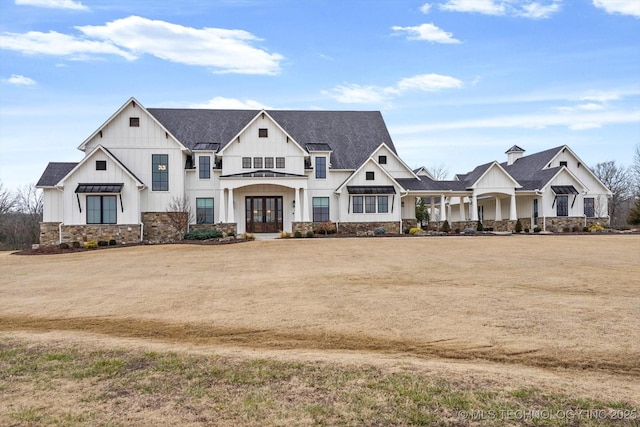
left=366, top=171, right=375, bottom=181
left=253, top=157, right=263, bottom=169
left=96, top=160, right=107, bottom=171
left=315, top=156, right=326, bottom=179
left=152, top=154, right=169, bottom=191
left=265, top=157, right=274, bottom=168
left=276, top=157, right=285, bottom=168
left=242, top=157, right=251, bottom=168
left=259, top=128, right=268, bottom=138
left=378, top=155, right=387, bottom=164
left=130, top=117, right=140, bottom=127
left=199, top=156, right=210, bottom=179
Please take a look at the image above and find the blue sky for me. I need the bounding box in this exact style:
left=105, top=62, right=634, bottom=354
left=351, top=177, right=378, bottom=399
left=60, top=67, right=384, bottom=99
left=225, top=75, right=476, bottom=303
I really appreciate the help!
left=1, top=0, right=639, bottom=190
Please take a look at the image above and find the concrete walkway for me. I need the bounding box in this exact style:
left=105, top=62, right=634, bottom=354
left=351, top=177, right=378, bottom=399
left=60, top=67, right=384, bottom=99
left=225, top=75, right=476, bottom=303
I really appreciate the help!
left=252, top=233, right=280, bottom=240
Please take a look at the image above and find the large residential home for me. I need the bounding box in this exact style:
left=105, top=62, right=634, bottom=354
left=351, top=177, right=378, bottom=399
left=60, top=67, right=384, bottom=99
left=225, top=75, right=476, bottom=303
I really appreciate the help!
left=36, top=97, right=611, bottom=245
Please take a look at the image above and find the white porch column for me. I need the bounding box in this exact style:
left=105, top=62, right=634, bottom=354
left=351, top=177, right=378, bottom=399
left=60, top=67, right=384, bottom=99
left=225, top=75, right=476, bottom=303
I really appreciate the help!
left=440, top=195, right=446, bottom=221
left=227, top=187, right=235, bottom=223
left=509, top=193, right=517, bottom=221
left=430, top=196, right=435, bottom=223
left=471, top=194, right=478, bottom=221
left=294, top=187, right=301, bottom=222
left=495, top=197, right=502, bottom=221
left=219, top=188, right=226, bottom=223
left=302, top=188, right=310, bottom=222
left=459, top=197, right=466, bottom=222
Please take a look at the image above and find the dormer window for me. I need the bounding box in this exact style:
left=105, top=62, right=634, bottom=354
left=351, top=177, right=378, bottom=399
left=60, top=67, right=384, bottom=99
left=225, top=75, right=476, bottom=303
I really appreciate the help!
left=129, top=117, right=140, bottom=127
left=96, top=160, right=107, bottom=171
left=366, top=171, right=375, bottom=180
left=259, top=128, right=268, bottom=138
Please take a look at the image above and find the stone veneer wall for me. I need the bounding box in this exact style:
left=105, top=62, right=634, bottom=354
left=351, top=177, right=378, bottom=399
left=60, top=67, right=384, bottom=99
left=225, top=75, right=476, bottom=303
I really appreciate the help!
left=142, top=212, right=183, bottom=243
left=40, top=222, right=141, bottom=246
left=292, top=222, right=313, bottom=234
left=40, top=222, right=61, bottom=246
left=544, top=217, right=609, bottom=232
left=337, top=221, right=400, bottom=234
left=189, top=223, right=237, bottom=236
left=402, top=219, right=418, bottom=232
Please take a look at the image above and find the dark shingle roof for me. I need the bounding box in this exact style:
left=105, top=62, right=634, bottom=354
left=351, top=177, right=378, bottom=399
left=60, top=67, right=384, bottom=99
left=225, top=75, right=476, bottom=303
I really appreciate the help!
left=36, top=162, right=77, bottom=187
left=505, top=145, right=525, bottom=153
left=501, top=146, right=563, bottom=190
left=460, top=162, right=493, bottom=186
left=147, top=109, right=395, bottom=170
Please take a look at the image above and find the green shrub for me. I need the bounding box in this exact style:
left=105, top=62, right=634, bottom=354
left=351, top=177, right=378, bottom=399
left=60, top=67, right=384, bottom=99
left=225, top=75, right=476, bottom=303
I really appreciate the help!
left=306, top=230, right=315, bottom=238
left=534, top=226, right=542, bottom=233
left=108, top=239, right=117, bottom=246
left=409, top=227, right=422, bottom=235
left=374, top=226, right=386, bottom=235
left=294, top=231, right=302, bottom=238
left=515, top=219, right=523, bottom=233
left=404, top=228, right=410, bottom=234
left=184, top=229, right=223, bottom=240
left=524, top=228, right=530, bottom=233
left=59, top=243, right=70, bottom=249
left=476, top=220, right=484, bottom=231
left=441, top=220, right=450, bottom=233
left=84, top=241, right=98, bottom=249
left=72, top=241, right=81, bottom=248
left=98, top=240, right=109, bottom=247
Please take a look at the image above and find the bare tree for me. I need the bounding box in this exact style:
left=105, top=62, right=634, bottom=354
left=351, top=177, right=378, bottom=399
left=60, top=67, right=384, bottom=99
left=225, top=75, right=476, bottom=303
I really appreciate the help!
left=632, top=144, right=640, bottom=197
left=166, top=195, right=194, bottom=239
left=592, top=161, right=632, bottom=226
left=428, top=163, right=450, bottom=181
left=0, top=181, right=15, bottom=216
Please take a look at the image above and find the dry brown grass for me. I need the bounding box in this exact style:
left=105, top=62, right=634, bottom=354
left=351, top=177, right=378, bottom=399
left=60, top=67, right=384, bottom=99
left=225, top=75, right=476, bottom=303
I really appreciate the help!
left=1, top=235, right=639, bottom=424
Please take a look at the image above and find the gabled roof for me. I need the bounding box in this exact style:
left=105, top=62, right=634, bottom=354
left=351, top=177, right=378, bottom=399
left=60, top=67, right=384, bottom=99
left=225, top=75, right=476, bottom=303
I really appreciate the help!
left=505, top=145, right=525, bottom=153
left=79, top=97, right=187, bottom=152
left=335, top=157, right=403, bottom=194
left=397, top=177, right=470, bottom=192
left=58, top=145, right=145, bottom=188
left=36, top=162, right=78, bottom=187
left=500, top=146, right=563, bottom=183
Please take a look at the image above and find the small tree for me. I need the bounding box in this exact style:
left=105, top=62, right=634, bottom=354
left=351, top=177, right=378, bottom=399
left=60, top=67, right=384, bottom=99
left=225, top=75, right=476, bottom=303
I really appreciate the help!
left=515, top=219, right=523, bottom=233
left=166, top=195, right=193, bottom=239
left=441, top=219, right=450, bottom=233
left=476, top=219, right=484, bottom=232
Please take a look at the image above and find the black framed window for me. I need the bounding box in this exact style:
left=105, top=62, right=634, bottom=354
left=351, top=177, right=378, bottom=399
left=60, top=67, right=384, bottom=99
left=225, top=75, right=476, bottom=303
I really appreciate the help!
left=242, top=157, right=252, bottom=168
left=557, top=195, right=568, bottom=217
left=259, top=128, right=268, bottom=138
left=96, top=160, right=107, bottom=171
left=312, top=197, right=329, bottom=222
left=265, top=157, right=274, bottom=168
left=87, top=195, right=116, bottom=224
left=276, top=157, right=285, bottom=168
left=253, top=157, right=263, bottom=169
left=352, top=196, right=363, bottom=213
left=199, top=156, right=210, bottom=179
left=377, top=196, right=388, bottom=213
left=315, top=156, right=326, bottom=179
left=365, top=196, right=376, bottom=213
left=196, top=198, right=214, bottom=224
left=152, top=154, right=169, bottom=191
left=366, top=171, right=375, bottom=181
left=584, top=197, right=595, bottom=217
left=130, top=117, right=140, bottom=127
left=378, top=155, right=387, bottom=164
left=560, top=161, right=568, bottom=167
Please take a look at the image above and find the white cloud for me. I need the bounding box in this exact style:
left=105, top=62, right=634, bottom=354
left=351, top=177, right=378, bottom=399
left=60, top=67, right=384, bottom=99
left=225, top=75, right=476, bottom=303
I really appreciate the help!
left=519, top=1, right=562, bottom=18
left=420, top=3, right=432, bottom=13
left=4, top=74, right=37, bottom=85
left=593, top=0, right=640, bottom=17
left=324, top=73, right=463, bottom=104
left=439, top=0, right=562, bottom=18
left=0, top=30, right=135, bottom=60
left=578, top=103, right=605, bottom=111
left=391, top=110, right=639, bottom=133
left=396, top=74, right=463, bottom=92
left=579, top=91, right=621, bottom=102
left=190, top=97, right=271, bottom=110
left=15, top=0, right=88, bottom=10
left=391, top=23, right=461, bottom=44
left=0, top=16, right=284, bottom=75
left=440, top=0, right=506, bottom=15
left=322, top=84, right=390, bottom=104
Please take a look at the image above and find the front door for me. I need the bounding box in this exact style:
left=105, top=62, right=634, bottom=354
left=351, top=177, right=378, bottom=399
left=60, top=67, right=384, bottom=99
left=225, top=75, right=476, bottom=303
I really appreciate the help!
left=245, top=196, right=283, bottom=233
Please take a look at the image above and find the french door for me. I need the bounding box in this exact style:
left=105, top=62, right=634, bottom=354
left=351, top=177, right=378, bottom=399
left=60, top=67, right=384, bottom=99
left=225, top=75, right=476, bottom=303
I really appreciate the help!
left=245, top=196, right=283, bottom=233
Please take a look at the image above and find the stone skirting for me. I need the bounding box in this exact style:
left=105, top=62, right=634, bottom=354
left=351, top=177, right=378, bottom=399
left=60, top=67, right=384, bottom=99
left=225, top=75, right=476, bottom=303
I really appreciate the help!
left=544, top=217, right=609, bottom=232
left=142, top=212, right=183, bottom=243
left=402, top=219, right=418, bottom=232
left=40, top=222, right=141, bottom=246
left=292, top=222, right=313, bottom=234
left=39, top=222, right=62, bottom=246
left=337, top=221, right=400, bottom=235
left=189, top=222, right=237, bottom=236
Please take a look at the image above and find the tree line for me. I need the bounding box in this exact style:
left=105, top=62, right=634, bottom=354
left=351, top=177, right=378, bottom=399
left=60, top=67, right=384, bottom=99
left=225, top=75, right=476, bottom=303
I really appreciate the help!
left=0, top=183, right=43, bottom=250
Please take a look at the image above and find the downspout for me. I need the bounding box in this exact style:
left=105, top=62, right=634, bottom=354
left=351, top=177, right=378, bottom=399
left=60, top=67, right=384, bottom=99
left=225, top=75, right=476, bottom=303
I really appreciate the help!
left=56, top=185, right=64, bottom=244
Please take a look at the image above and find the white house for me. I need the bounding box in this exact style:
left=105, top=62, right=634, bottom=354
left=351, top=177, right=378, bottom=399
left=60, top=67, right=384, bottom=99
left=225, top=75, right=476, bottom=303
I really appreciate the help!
left=36, top=98, right=611, bottom=245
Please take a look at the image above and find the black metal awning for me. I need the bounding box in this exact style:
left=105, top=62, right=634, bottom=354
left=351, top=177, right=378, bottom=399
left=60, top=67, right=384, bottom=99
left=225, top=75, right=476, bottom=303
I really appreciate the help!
left=347, top=185, right=396, bottom=195
left=75, top=183, right=124, bottom=193
left=551, top=185, right=578, bottom=195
